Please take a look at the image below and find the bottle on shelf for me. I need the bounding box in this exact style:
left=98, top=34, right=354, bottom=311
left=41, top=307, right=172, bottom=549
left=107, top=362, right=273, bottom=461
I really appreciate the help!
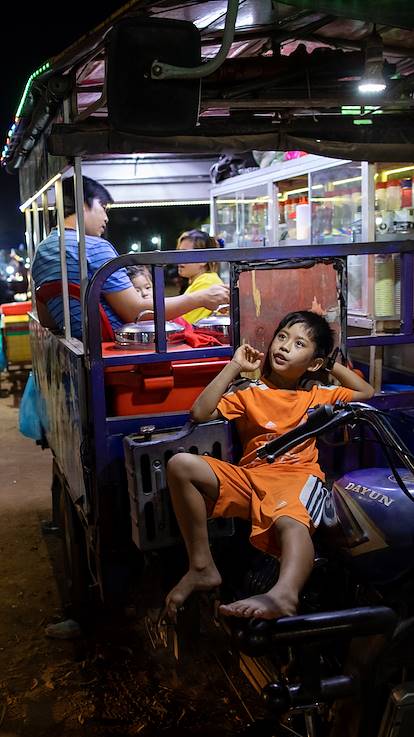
left=286, top=197, right=298, bottom=239
left=401, top=179, right=413, bottom=209
left=278, top=199, right=286, bottom=225
left=375, top=182, right=387, bottom=211
left=296, top=196, right=310, bottom=241
left=386, top=179, right=402, bottom=211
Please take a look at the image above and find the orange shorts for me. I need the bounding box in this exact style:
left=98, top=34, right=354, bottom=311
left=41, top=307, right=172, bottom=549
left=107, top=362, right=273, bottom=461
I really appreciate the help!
left=201, top=456, right=326, bottom=557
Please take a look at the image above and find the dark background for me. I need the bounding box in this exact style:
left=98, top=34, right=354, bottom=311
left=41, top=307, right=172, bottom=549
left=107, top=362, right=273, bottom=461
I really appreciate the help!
left=0, top=2, right=209, bottom=251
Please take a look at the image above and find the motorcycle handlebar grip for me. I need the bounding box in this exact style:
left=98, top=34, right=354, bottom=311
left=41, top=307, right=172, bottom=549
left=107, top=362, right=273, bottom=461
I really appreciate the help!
left=257, top=403, right=338, bottom=460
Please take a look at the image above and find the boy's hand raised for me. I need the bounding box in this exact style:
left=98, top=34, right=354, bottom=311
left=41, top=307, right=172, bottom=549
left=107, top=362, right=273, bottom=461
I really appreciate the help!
left=232, top=344, right=264, bottom=372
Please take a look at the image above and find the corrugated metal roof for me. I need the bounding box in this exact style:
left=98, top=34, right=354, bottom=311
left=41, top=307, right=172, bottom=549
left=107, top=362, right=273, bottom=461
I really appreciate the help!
left=3, top=0, right=414, bottom=170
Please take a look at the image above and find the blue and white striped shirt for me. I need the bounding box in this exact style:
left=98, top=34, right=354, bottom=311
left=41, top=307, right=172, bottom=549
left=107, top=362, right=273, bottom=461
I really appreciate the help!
left=32, top=228, right=131, bottom=338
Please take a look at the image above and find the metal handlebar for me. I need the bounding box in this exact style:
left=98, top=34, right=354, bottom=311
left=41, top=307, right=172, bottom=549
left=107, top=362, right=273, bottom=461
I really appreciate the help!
left=257, top=402, right=349, bottom=462
left=257, top=402, right=414, bottom=500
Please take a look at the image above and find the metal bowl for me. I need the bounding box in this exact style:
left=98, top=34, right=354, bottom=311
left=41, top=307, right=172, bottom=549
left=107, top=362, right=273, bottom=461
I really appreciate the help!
left=193, top=304, right=231, bottom=344
left=114, top=310, right=185, bottom=349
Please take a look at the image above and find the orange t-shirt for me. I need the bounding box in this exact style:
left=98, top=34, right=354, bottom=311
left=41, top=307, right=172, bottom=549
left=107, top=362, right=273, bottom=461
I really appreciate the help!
left=217, top=378, right=355, bottom=474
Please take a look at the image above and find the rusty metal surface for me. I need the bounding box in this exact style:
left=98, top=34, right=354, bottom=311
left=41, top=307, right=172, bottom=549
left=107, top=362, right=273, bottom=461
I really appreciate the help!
left=238, top=261, right=342, bottom=357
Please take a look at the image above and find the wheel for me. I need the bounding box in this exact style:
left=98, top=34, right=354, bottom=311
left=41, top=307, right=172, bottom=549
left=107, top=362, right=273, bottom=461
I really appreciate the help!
left=59, top=487, right=91, bottom=621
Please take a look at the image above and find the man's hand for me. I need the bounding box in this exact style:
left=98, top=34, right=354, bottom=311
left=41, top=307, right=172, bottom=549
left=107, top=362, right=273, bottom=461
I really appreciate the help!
left=198, top=284, right=230, bottom=310
left=232, top=344, right=264, bottom=373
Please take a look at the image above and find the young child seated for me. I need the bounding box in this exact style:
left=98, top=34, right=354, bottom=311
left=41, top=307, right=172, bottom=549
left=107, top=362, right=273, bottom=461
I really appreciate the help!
left=165, top=310, right=374, bottom=621
left=127, top=265, right=191, bottom=330
left=127, top=265, right=153, bottom=301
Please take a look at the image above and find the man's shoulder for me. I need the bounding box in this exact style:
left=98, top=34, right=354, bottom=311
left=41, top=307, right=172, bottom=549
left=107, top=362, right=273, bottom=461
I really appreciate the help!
left=36, top=229, right=59, bottom=250
left=86, top=236, right=117, bottom=258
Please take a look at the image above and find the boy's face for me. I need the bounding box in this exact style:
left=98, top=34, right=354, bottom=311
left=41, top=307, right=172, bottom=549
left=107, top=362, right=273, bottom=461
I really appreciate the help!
left=132, top=273, right=152, bottom=299
left=268, top=322, right=323, bottom=382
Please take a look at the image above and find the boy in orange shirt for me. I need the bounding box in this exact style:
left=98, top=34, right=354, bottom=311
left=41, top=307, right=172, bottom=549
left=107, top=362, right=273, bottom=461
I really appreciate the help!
left=165, top=311, right=374, bottom=621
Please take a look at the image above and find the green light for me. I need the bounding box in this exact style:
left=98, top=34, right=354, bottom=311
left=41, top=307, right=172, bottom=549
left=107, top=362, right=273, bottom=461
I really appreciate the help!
left=342, top=106, right=362, bottom=115
left=15, top=60, right=51, bottom=119
left=342, top=105, right=382, bottom=116
left=353, top=119, right=373, bottom=125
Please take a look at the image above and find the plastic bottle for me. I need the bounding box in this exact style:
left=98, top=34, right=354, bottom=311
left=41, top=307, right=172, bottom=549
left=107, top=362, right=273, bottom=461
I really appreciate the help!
left=287, top=198, right=299, bottom=239
left=375, top=182, right=387, bottom=211
left=401, top=179, right=412, bottom=209
left=278, top=199, right=286, bottom=225
left=386, top=179, right=401, bottom=211
left=296, top=198, right=310, bottom=241
left=285, top=197, right=293, bottom=221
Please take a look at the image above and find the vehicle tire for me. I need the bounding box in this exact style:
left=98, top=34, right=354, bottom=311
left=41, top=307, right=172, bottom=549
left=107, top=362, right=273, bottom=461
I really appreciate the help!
left=59, top=487, right=91, bottom=621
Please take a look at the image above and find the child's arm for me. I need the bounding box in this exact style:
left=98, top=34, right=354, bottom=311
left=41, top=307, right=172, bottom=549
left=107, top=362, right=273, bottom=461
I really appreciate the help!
left=329, top=362, right=375, bottom=401
left=191, top=344, right=264, bottom=423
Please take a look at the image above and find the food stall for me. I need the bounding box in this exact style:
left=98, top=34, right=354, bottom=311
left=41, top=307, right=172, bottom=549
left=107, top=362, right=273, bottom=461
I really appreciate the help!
left=210, top=154, right=414, bottom=386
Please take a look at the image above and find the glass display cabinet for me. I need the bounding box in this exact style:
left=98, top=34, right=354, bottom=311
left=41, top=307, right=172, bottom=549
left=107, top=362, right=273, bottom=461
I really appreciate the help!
left=210, top=155, right=414, bottom=327
left=214, top=183, right=270, bottom=249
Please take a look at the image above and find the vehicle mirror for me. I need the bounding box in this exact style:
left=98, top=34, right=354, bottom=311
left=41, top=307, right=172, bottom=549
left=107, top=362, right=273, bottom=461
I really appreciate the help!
left=106, top=17, right=201, bottom=135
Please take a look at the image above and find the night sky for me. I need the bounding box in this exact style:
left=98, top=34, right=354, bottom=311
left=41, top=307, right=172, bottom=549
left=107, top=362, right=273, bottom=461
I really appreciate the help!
left=0, top=1, right=128, bottom=248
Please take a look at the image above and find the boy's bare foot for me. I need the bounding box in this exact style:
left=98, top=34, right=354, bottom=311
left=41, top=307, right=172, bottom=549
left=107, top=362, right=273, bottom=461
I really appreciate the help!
left=165, top=565, right=222, bottom=620
left=219, top=589, right=298, bottom=620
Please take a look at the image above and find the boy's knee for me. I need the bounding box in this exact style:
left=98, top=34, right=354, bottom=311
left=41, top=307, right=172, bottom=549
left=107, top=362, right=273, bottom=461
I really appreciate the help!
left=275, top=516, right=310, bottom=535
left=167, top=452, right=197, bottom=480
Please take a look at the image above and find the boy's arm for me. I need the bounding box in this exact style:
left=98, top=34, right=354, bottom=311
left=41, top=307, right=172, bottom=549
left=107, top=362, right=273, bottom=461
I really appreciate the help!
left=191, top=344, right=264, bottom=423
left=329, top=362, right=375, bottom=401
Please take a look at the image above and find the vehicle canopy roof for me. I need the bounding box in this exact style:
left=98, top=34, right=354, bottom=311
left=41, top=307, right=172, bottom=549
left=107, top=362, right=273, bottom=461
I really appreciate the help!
left=3, top=0, right=414, bottom=192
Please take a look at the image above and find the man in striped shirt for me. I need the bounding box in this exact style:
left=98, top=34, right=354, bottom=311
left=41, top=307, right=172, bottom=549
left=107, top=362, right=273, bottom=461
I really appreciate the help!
left=32, top=176, right=229, bottom=339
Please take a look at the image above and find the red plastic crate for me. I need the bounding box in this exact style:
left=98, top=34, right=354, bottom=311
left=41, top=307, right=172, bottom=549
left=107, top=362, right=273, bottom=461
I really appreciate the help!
left=1, top=301, right=32, bottom=316
left=105, top=357, right=229, bottom=416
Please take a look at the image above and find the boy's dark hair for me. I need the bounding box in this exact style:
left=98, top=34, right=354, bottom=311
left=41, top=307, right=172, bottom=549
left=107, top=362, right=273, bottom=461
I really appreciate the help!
left=263, top=310, right=335, bottom=379
left=62, top=176, right=113, bottom=218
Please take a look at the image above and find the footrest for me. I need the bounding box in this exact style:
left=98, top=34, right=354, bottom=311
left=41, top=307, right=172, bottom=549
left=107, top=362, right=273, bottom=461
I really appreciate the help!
left=233, top=606, right=397, bottom=656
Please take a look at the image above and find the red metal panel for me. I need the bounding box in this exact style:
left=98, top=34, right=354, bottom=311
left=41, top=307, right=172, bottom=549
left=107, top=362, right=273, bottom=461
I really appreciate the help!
left=238, top=262, right=341, bottom=357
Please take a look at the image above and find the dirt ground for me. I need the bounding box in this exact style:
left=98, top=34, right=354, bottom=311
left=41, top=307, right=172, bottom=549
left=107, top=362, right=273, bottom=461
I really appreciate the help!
left=0, top=380, right=259, bottom=737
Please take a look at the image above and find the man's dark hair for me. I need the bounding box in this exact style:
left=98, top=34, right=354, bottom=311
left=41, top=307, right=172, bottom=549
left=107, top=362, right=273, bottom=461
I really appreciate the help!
left=263, top=310, right=335, bottom=378
left=62, top=176, right=113, bottom=217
